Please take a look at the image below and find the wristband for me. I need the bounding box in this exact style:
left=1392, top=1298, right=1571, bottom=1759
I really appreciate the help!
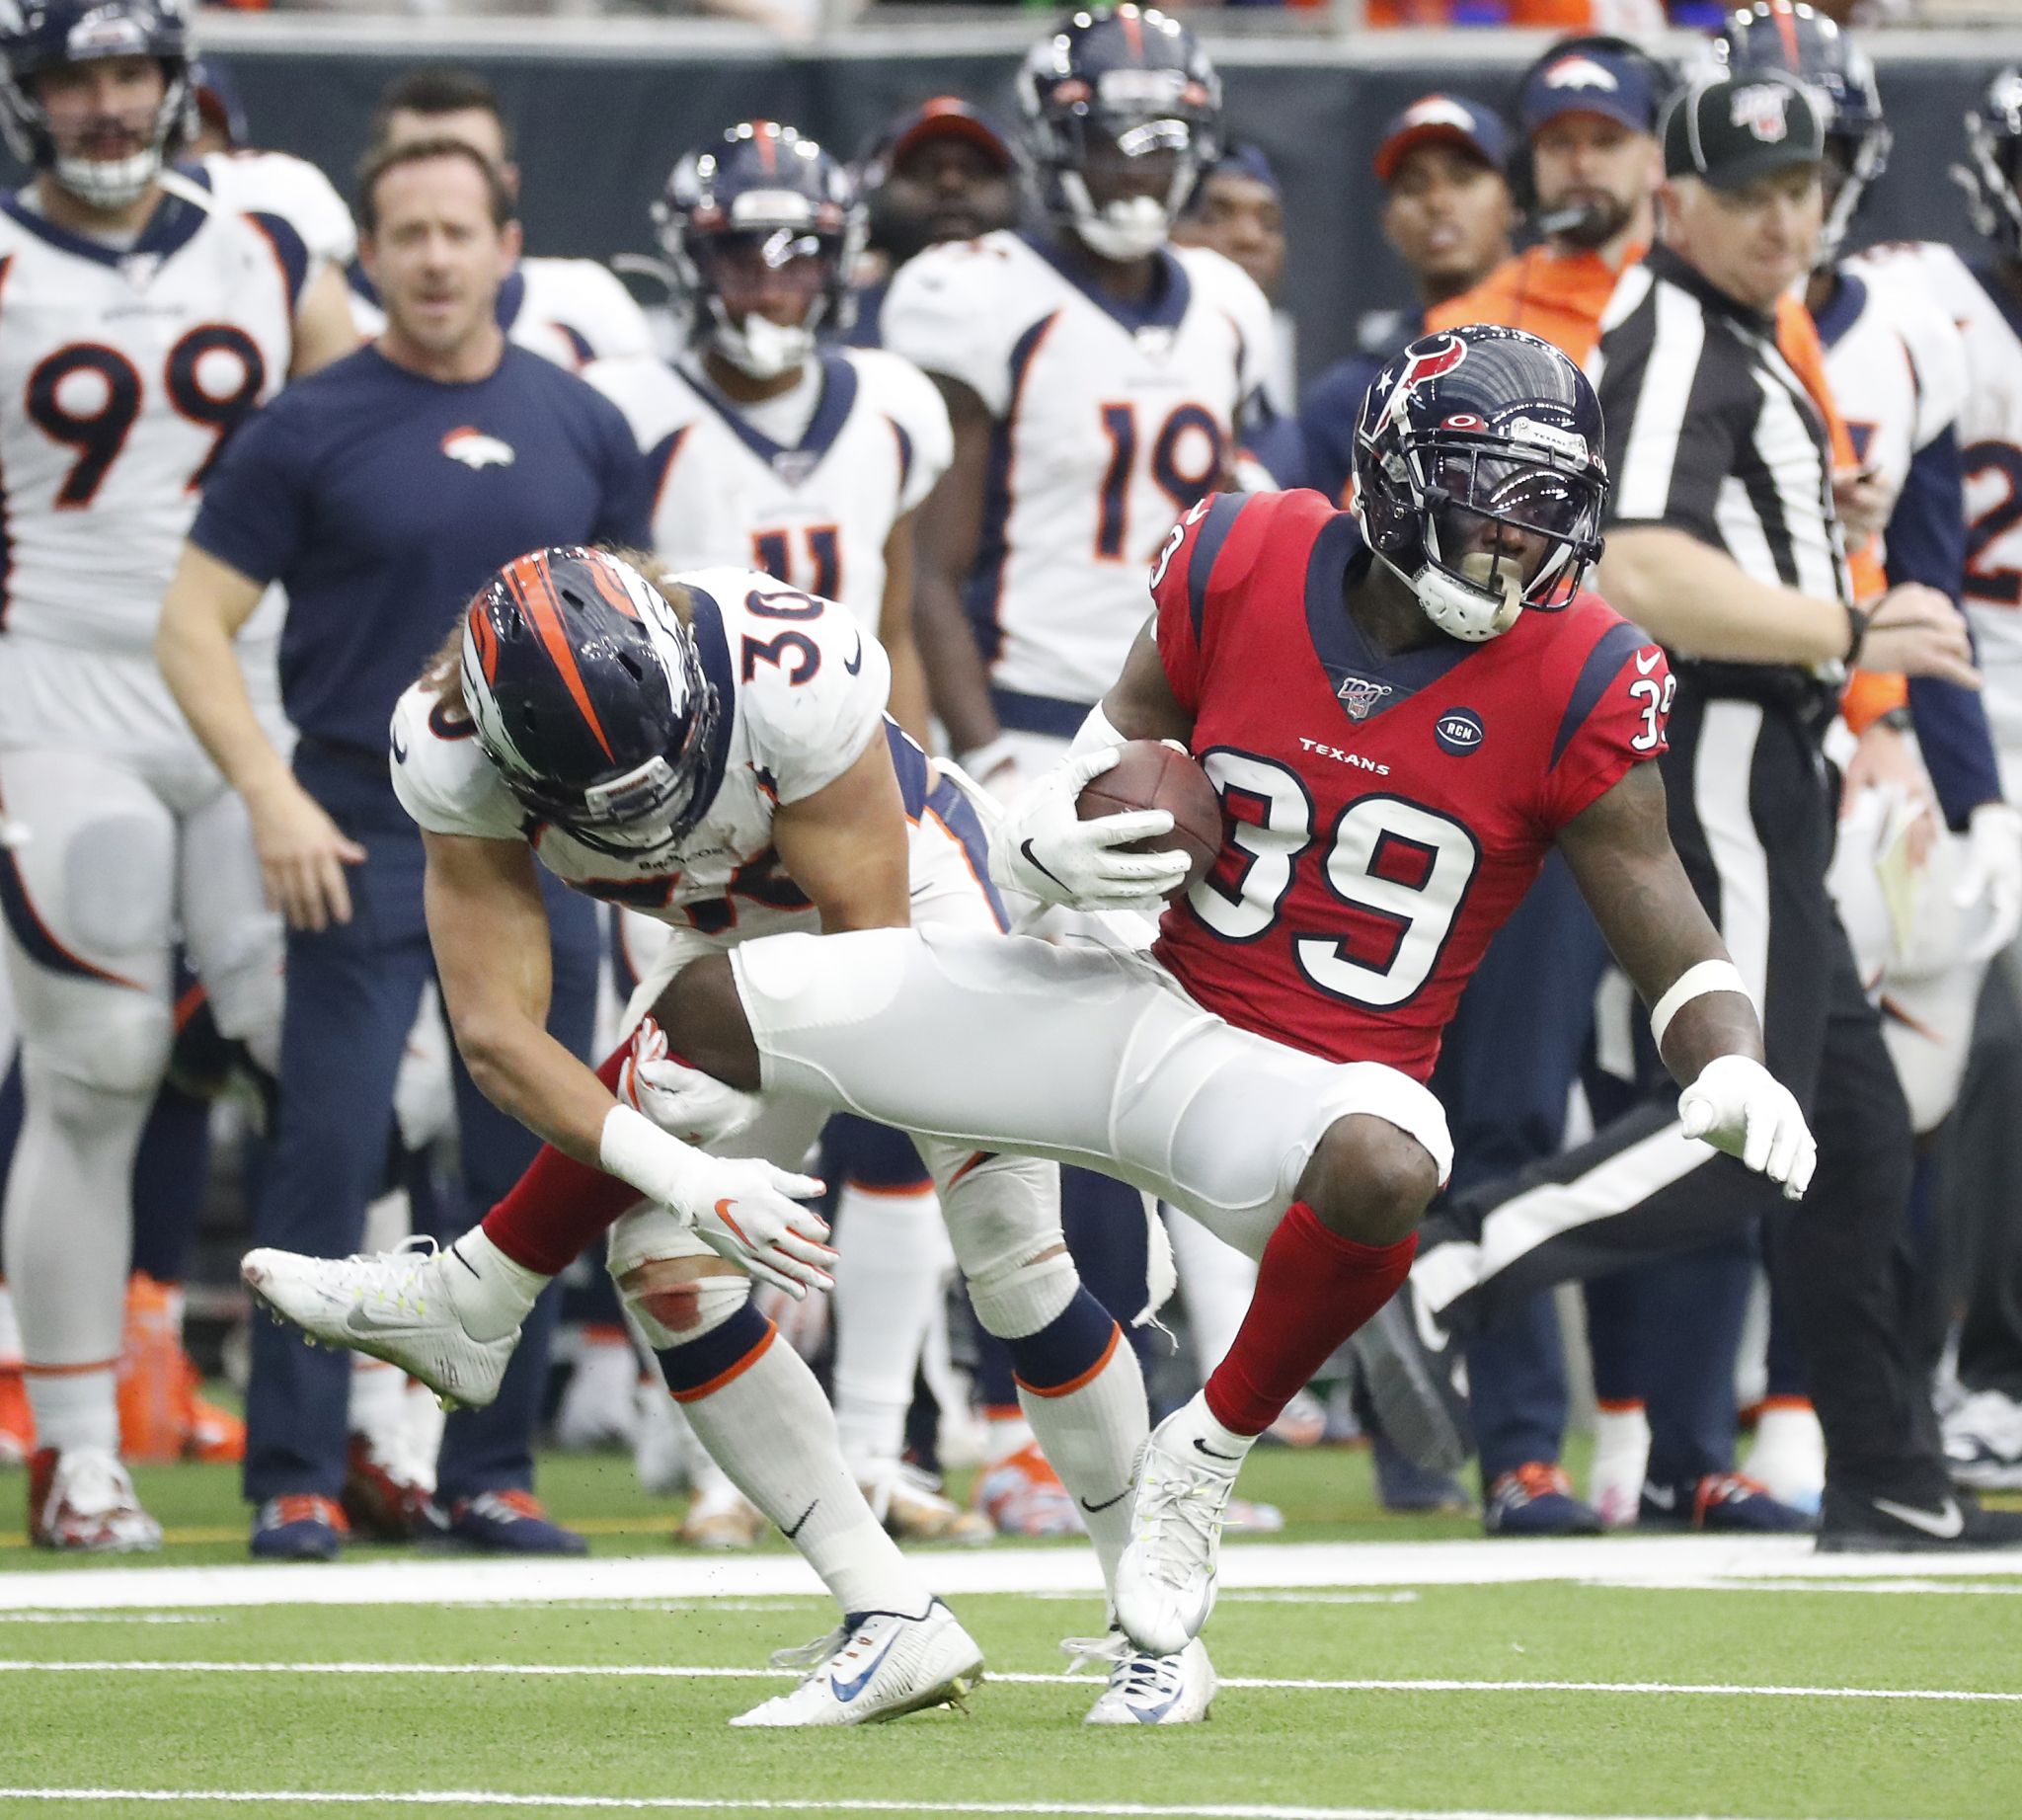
left=1651, top=960, right=1751, bottom=1052
left=1842, top=600, right=1870, bottom=668
left=598, top=1103, right=698, bottom=1216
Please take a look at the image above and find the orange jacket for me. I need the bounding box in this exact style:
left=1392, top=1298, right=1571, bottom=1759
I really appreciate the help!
left=1432, top=241, right=1897, bottom=724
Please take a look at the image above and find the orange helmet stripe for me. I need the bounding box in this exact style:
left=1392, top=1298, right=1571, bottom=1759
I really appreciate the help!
left=503, top=552, right=616, bottom=763
left=1774, top=1, right=1801, bottom=69
left=1122, top=6, right=1143, bottom=58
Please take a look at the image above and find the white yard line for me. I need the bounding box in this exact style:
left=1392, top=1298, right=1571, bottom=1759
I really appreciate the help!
left=2, top=1658, right=2013, bottom=1702
left=3, top=1535, right=2020, bottom=1612
left=0, top=1791, right=1903, bottom=1820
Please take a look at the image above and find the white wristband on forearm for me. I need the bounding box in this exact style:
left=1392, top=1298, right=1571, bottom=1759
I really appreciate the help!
left=1651, top=960, right=1752, bottom=1052
left=598, top=1103, right=700, bottom=1219
left=1069, top=700, right=1128, bottom=758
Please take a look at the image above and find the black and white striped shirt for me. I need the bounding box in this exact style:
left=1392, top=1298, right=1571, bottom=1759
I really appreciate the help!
left=1592, top=246, right=1851, bottom=641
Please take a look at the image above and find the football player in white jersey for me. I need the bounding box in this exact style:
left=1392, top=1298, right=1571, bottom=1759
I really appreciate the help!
left=890, top=4, right=1271, bottom=787
left=348, top=69, right=654, bottom=371
left=248, top=544, right=1215, bottom=1725
left=884, top=2, right=1272, bottom=1526
left=584, top=121, right=974, bottom=1546
left=0, top=0, right=355, bottom=1550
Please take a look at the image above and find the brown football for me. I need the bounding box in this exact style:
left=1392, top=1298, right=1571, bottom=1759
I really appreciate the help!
left=1076, top=740, right=1225, bottom=897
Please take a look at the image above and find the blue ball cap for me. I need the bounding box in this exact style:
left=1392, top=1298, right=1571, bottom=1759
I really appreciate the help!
left=1520, top=45, right=1660, bottom=137
left=1374, top=94, right=1511, bottom=186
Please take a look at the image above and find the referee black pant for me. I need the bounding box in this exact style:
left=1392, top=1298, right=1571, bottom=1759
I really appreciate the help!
left=1418, top=680, right=1942, bottom=1496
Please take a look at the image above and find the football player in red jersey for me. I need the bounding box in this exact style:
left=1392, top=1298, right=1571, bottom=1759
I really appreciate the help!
left=245, top=327, right=1816, bottom=1666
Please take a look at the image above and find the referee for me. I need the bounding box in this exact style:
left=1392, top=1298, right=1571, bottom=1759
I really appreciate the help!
left=157, top=137, right=650, bottom=1559
left=1383, top=71, right=2019, bottom=1550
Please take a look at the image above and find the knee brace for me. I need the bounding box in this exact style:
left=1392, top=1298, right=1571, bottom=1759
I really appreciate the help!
left=965, top=1244, right=1079, bottom=1342
left=20, top=987, right=173, bottom=1098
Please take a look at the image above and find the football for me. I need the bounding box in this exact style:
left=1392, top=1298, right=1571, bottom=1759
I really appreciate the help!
left=1076, top=740, right=1225, bottom=897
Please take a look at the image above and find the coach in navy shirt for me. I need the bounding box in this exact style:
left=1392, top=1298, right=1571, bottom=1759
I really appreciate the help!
left=159, top=137, right=650, bottom=1561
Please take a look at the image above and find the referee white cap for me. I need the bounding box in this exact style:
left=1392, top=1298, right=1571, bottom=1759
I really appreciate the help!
left=1663, top=67, right=1826, bottom=191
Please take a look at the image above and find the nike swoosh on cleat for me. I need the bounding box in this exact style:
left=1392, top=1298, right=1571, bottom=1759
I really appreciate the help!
left=1191, top=1438, right=1240, bottom=1462
left=452, top=1245, right=483, bottom=1280
left=346, top=1304, right=414, bottom=1335
left=1080, top=1488, right=1130, bottom=1514
left=783, top=1499, right=819, bottom=1539
left=1871, top=1495, right=1965, bottom=1539
left=830, top=1629, right=902, bottom=1702
left=1019, top=838, right=1071, bottom=894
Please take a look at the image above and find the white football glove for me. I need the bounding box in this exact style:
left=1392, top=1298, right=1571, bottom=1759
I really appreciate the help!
left=599, top=1105, right=834, bottom=1300
left=991, top=747, right=1193, bottom=914
left=618, top=1017, right=762, bottom=1147
left=1953, top=801, right=2022, bottom=963
left=1677, top=1054, right=1817, bottom=1201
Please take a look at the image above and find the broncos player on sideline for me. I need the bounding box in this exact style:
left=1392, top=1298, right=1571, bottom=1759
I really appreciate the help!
left=249, top=544, right=1223, bottom=1725
left=582, top=120, right=981, bottom=1548
left=885, top=2, right=1277, bottom=1534
left=0, top=0, right=354, bottom=1550
left=247, top=328, right=1822, bottom=1672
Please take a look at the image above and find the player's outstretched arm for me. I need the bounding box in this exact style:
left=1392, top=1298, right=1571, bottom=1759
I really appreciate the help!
left=425, top=831, right=831, bottom=1294
left=1557, top=763, right=1816, bottom=1199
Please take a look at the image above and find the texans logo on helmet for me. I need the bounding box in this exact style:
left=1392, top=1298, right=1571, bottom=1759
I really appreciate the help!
left=1377, top=333, right=1468, bottom=436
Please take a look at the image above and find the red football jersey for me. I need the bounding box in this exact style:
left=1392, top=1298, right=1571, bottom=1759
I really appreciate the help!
left=1147, top=488, right=1672, bottom=1082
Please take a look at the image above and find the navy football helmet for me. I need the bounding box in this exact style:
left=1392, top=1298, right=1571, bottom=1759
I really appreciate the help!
left=1963, top=67, right=2022, bottom=262
left=462, top=548, right=724, bottom=861
left=655, top=120, right=864, bottom=381
left=1352, top=326, right=1608, bottom=643
left=0, top=0, right=194, bottom=207
left=1714, top=2, right=1889, bottom=265
left=1018, top=5, right=1221, bottom=263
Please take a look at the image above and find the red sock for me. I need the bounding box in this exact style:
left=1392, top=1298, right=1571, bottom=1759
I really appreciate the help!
left=1205, top=1202, right=1417, bottom=1437
left=481, top=1043, right=644, bottom=1276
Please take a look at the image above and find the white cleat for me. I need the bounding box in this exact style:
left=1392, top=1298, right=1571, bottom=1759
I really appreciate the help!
left=730, top=1600, right=983, bottom=1727
left=1113, top=1408, right=1240, bottom=1657
left=1066, top=1629, right=1216, bottom=1725
left=29, top=1448, right=163, bottom=1553
left=242, top=1237, right=514, bottom=1409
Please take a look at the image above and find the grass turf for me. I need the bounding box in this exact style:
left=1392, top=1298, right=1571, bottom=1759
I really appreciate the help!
left=3, top=1445, right=2021, bottom=1819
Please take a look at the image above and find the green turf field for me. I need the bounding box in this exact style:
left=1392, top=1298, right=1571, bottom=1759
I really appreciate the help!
left=2, top=1447, right=2019, bottom=1820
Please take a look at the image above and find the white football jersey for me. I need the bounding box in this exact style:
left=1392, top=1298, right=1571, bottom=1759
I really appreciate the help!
left=0, top=174, right=299, bottom=659
left=1823, top=252, right=1968, bottom=554
left=584, top=347, right=951, bottom=628
left=883, top=231, right=1273, bottom=708
left=191, top=149, right=356, bottom=275
left=1874, top=242, right=2022, bottom=744
left=349, top=255, right=655, bottom=371
left=391, top=566, right=890, bottom=940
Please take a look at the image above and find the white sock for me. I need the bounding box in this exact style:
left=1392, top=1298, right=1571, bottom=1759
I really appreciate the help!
left=1017, top=1341, right=1148, bottom=1592
left=0, top=1283, right=22, bottom=1365
left=5, top=1067, right=144, bottom=1455
left=348, top=1356, right=410, bottom=1441
left=1163, top=1390, right=1254, bottom=1472
left=1165, top=1207, right=1258, bottom=1375
left=986, top=1411, right=1035, bottom=1462
left=445, top=1228, right=549, bottom=1342
left=679, top=1330, right=931, bottom=1619
left=25, top=1368, right=117, bottom=1455
left=829, top=1182, right=947, bottom=1477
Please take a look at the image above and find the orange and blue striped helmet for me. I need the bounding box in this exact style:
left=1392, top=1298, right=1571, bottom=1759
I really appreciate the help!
left=461, top=547, right=722, bottom=859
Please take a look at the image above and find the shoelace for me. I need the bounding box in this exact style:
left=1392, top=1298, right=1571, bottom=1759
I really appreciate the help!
left=1130, top=1460, right=1228, bottom=1590
left=1501, top=1462, right=1574, bottom=1505
left=1060, top=1632, right=1181, bottom=1701
left=1693, top=1472, right=1771, bottom=1521
left=769, top=1622, right=850, bottom=1677
left=461, top=1490, right=547, bottom=1524
left=1059, top=1631, right=1129, bottom=1677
